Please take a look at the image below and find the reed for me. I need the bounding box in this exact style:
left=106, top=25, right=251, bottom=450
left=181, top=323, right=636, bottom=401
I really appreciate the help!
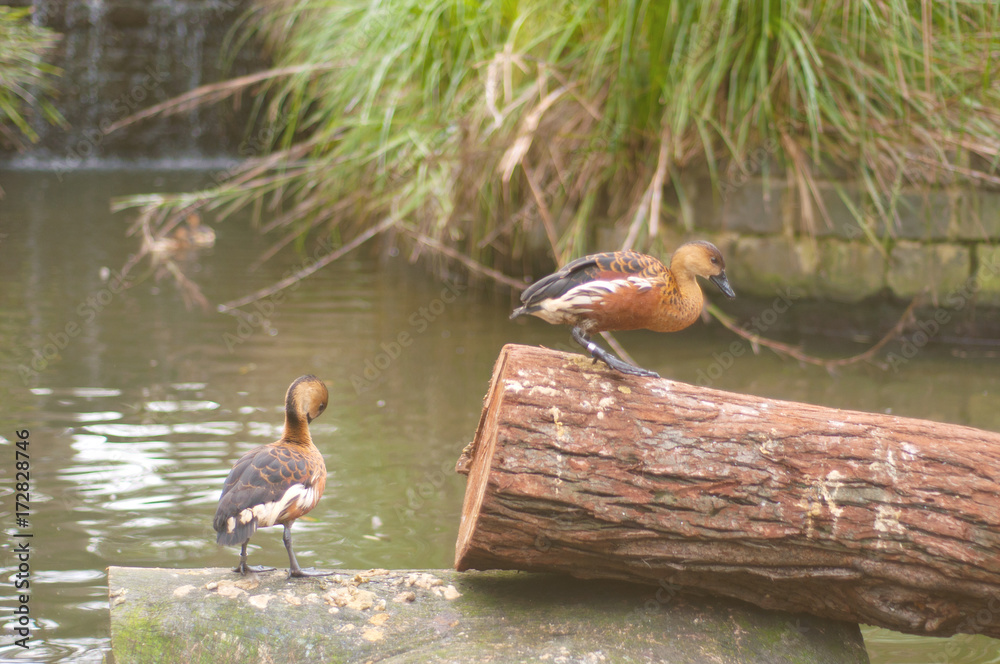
left=0, top=6, right=64, bottom=149
left=113, top=0, right=1000, bottom=286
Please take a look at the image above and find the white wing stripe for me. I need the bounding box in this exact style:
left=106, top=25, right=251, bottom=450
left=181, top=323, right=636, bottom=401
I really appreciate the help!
left=527, top=277, right=654, bottom=324
left=230, top=483, right=317, bottom=531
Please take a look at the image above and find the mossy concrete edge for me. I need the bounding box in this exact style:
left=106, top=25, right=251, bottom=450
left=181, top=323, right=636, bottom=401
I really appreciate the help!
left=108, top=567, right=870, bottom=664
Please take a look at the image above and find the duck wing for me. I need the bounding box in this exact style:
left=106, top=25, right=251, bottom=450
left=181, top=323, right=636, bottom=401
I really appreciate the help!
left=213, top=443, right=326, bottom=546
left=516, top=251, right=665, bottom=310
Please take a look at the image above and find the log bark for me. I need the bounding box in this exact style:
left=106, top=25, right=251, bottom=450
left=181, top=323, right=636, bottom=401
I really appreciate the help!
left=107, top=567, right=869, bottom=663
left=455, top=344, right=1000, bottom=640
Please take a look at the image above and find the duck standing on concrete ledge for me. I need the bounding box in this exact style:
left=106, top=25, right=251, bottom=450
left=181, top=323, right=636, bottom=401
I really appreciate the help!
left=511, top=241, right=736, bottom=378
left=214, top=375, right=334, bottom=577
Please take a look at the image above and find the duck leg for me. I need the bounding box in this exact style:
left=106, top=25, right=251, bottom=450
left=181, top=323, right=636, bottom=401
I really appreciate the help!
left=571, top=326, right=659, bottom=378
left=233, top=540, right=276, bottom=575
left=283, top=523, right=336, bottom=578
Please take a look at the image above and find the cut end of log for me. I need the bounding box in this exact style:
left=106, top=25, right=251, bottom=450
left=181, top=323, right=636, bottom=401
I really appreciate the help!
left=455, top=345, right=512, bottom=568
left=455, top=344, right=657, bottom=571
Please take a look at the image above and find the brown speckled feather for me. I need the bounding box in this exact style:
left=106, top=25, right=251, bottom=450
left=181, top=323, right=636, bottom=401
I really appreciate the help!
left=517, top=251, right=666, bottom=307
left=213, top=442, right=326, bottom=546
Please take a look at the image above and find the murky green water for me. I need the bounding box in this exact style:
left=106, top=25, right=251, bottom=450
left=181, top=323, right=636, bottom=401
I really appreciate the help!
left=1, top=171, right=998, bottom=662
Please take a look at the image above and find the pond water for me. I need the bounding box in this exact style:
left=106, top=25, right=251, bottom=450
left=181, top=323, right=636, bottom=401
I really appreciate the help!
left=1, top=170, right=998, bottom=663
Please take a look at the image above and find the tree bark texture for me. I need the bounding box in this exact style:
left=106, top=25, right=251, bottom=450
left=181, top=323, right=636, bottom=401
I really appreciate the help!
left=455, top=344, right=1000, bottom=639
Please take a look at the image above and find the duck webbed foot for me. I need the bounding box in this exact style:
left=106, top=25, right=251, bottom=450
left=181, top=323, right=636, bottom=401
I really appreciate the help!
left=233, top=540, right=277, bottom=574
left=283, top=523, right=336, bottom=579
left=234, top=563, right=277, bottom=574
left=288, top=567, right=337, bottom=578
left=571, top=326, right=659, bottom=378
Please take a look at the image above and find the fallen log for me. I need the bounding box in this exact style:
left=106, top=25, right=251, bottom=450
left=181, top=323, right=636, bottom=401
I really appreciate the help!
left=455, top=344, right=1000, bottom=640
left=107, top=567, right=868, bottom=663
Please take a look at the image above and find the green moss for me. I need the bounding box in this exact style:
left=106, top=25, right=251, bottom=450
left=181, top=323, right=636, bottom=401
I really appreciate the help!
left=110, top=568, right=870, bottom=663
left=113, top=608, right=222, bottom=664
left=113, top=595, right=356, bottom=663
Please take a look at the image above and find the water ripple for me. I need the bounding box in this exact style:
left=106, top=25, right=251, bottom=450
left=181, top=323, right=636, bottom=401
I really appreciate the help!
left=83, top=423, right=172, bottom=437
left=106, top=494, right=182, bottom=511
left=30, top=387, right=123, bottom=398
left=170, top=382, right=207, bottom=391
left=0, top=638, right=110, bottom=664
left=145, top=400, right=220, bottom=413
left=34, top=569, right=106, bottom=584
left=172, top=421, right=242, bottom=436
left=69, top=411, right=123, bottom=423
left=864, top=627, right=1000, bottom=664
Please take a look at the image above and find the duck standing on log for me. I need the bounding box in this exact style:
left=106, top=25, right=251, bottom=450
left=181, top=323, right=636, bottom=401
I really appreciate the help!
left=213, top=375, right=334, bottom=577
left=511, top=241, right=736, bottom=377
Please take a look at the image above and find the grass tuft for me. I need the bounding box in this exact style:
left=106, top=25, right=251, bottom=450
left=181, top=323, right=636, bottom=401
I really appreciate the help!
left=0, top=6, right=65, bottom=150
left=113, top=0, right=1000, bottom=294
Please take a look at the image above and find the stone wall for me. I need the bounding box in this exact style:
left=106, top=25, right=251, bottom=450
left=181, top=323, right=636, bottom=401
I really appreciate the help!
left=5, top=0, right=266, bottom=165
left=680, top=176, right=1000, bottom=308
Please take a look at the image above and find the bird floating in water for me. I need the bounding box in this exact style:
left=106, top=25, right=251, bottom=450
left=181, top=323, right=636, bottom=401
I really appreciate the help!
left=511, top=241, right=736, bottom=378
left=213, top=375, right=334, bottom=577
left=147, top=213, right=216, bottom=256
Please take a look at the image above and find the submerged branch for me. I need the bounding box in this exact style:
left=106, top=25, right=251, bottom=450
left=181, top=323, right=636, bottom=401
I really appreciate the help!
left=403, top=228, right=525, bottom=289
left=217, top=215, right=399, bottom=312
left=160, top=261, right=210, bottom=312
left=704, top=297, right=919, bottom=371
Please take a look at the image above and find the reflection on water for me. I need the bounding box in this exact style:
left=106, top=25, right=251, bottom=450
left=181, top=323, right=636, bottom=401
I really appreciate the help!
left=1, top=170, right=999, bottom=662
left=863, top=627, right=1000, bottom=664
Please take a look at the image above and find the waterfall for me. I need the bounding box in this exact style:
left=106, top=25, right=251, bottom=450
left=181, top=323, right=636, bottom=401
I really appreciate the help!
left=5, top=0, right=265, bottom=169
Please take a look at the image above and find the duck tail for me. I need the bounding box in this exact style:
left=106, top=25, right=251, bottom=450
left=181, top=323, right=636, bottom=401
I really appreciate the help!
left=214, top=512, right=257, bottom=547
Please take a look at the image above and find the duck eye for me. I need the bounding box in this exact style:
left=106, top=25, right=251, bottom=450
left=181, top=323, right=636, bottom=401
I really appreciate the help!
left=710, top=256, right=718, bottom=264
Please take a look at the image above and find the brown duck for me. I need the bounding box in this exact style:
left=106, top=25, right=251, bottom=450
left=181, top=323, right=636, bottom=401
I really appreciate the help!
left=511, top=241, right=736, bottom=377
left=213, top=375, right=333, bottom=577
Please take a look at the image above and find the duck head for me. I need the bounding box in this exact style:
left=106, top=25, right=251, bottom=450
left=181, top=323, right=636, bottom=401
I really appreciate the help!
left=672, top=241, right=736, bottom=298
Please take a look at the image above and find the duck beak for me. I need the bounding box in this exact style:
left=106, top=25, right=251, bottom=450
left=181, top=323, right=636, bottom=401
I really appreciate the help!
left=710, top=272, right=736, bottom=298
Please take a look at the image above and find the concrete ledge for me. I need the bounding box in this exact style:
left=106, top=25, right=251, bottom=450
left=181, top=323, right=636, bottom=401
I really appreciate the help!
left=108, top=567, right=870, bottom=664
